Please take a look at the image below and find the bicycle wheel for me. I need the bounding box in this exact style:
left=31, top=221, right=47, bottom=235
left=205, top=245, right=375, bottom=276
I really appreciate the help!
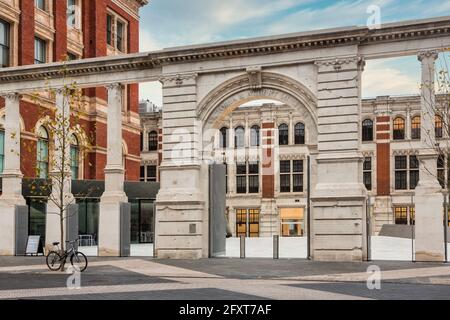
left=70, top=252, right=88, bottom=272
left=46, top=251, right=62, bottom=271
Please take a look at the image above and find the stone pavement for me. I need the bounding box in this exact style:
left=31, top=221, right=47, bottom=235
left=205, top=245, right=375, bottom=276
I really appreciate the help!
left=0, top=257, right=449, bottom=300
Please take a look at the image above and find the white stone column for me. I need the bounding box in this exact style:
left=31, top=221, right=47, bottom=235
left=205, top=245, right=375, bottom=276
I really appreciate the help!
left=311, top=57, right=368, bottom=262
left=415, top=50, right=444, bottom=262
left=98, top=83, right=128, bottom=257
left=46, top=89, right=75, bottom=250
left=0, top=93, right=25, bottom=256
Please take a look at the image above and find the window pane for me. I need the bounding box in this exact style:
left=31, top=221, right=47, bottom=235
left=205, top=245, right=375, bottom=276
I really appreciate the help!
left=395, top=207, right=408, bottom=225
left=148, top=131, right=158, bottom=151
left=279, top=124, right=289, bottom=145
left=293, top=160, right=303, bottom=173
left=363, top=157, right=372, bottom=171
left=0, top=20, right=9, bottom=68
left=29, top=200, right=46, bottom=243
left=248, top=175, right=259, bottom=193
left=35, top=0, right=45, bottom=10
left=67, top=0, right=76, bottom=27
left=364, top=172, right=372, bottom=191
left=410, top=156, right=419, bottom=169
left=0, top=130, right=4, bottom=173
left=116, top=21, right=124, bottom=51
left=280, top=160, right=290, bottom=173
left=410, top=170, right=419, bottom=189
left=236, top=176, right=246, bottom=194
left=250, top=126, right=260, bottom=147
left=294, top=123, right=305, bottom=145
left=362, top=119, right=373, bottom=142
left=234, top=127, right=245, bottom=148
left=236, top=163, right=247, bottom=175
left=293, top=174, right=303, bottom=192
left=34, top=37, right=46, bottom=64
left=106, top=15, right=113, bottom=45
left=140, top=166, right=145, bottom=182
left=236, top=209, right=247, bottom=237
left=147, top=165, right=157, bottom=182
left=393, top=118, right=405, bottom=140
left=411, top=116, right=421, bottom=140
left=219, top=127, right=228, bottom=149
left=395, top=171, right=407, bottom=190
left=248, top=162, right=259, bottom=174
left=395, top=156, right=407, bottom=169
left=280, top=174, right=290, bottom=193
left=435, top=116, right=443, bottom=139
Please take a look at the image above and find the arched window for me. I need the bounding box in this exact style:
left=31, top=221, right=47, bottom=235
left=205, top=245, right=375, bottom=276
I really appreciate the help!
left=140, top=132, right=144, bottom=152
left=435, top=115, right=443, bottom=139
left=411, top=116, right=421, bottom=140
left=279, top=124, right=289, bottom=146
left=294, top=122, right=306, bottom=145
left=37, top=126, right=49, bottom=179
left=235, top=126, right=245, bottom=149
left=0, top=129, right=4, bottom=173
left=148, top=131, right=158, bottom=151
left=250, top=125, right=260, bottom=147
left=362, top=119, right=374, bottom=142
left=70, top=134, right=80, bottom=180
left=393, top=118, right=405, bottom=140
left=219, top=127, right=228, bottom=149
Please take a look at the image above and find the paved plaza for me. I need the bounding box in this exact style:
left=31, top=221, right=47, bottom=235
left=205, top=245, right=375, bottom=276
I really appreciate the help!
left=0, top=256, right=449, bottom=300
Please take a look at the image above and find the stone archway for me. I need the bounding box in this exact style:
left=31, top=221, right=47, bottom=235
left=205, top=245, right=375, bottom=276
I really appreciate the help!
left=198, top=72, right=318, bottom=159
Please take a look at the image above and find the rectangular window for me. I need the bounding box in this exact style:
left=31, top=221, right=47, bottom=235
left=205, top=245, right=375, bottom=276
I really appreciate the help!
left=70, top=145, right=79, bottom=180
left=147, top=165, right=157, bottom=182
left=394, top=207, right=408, bottom=225
left=0, top=19, right=10, bottom=68
left=395, top=156, right=407, bottom=190
left=236, top=209, right=247, bottom=238
left=35, top=0, right=45, bottom=11
left=409, top=156, right=419, bottom=190
left=438, top=155, right=445, bottom=189
left=140, top=166, right=145, bottom=182
left=67, top=0, right=76, bottom=27
left=280, top=160, right=291, bottom=193
left=106, top=15, right=113, bottom=46
left=363, top=157, right=372, bottom=191
left=248, top=162, right=259, bottom=194
left=34, top=37, right=46, bottom=64
left=236, top=163, right=247, bottom=194
left=292, top=160, right=304, bottom=192
left=116, top=20, right=124, bottom=51
left=280, top=208, right=304, bottom=237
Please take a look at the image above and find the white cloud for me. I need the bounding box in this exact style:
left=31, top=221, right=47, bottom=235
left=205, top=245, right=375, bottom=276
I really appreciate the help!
left=139, top=82, right=162, bottom=106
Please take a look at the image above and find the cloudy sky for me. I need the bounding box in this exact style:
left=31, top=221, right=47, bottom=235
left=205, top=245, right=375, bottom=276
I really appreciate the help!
left=138, top=0, right=450, bottom=106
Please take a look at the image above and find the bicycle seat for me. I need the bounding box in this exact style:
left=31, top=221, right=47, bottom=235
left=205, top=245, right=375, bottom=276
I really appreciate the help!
left=52, top=242, right=60, bottom=246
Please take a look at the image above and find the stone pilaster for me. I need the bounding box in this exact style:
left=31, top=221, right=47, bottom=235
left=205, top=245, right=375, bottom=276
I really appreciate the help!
left=415, top=50, right=444, bottom=262
left=98, top=83, right=128, bottom=257
left=155, top=73, right=207, bottom=259
left=0, top=93, right=25, bottom=256
left=311, top=57, right=367, bottom=261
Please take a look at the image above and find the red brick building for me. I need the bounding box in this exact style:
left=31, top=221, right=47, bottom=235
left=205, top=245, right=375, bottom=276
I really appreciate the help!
left=0, top=0, right=147, bottom=181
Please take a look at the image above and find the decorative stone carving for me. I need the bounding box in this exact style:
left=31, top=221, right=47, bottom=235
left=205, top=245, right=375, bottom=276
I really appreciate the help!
left=159, top=73, right=198, bottom=87
left=314, top=56, right=365, bottom=71
left=418, top=50, right=439, bottom=62
left=246, top=66, right=262, bottom=90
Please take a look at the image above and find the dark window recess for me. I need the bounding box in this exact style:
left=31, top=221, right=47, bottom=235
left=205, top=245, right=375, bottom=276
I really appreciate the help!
left=279, top=124, right=289, bottom=146
left=362, top=119, right=373, bottom=142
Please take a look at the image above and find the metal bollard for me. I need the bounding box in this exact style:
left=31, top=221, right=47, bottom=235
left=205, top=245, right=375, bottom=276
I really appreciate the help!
left=273, top=235, right=279, bottom=259
left=240, top=235, right=246, bottom=259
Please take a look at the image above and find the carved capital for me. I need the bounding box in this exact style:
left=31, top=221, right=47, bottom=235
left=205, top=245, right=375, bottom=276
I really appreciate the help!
left=418, top=50, right=439, bottom=62
left=2, top=92, right=21, bottom=102
left=105, top=83, right=123, bottom=91
left=246, top=66, right=262, bottom=91
left=315, top=56, right=362, bottom=71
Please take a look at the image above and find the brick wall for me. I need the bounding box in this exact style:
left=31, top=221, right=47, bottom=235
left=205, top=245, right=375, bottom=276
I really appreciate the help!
left=262, top=123, right=275, bottom=198
left=376, top=116, right=391, bottom=196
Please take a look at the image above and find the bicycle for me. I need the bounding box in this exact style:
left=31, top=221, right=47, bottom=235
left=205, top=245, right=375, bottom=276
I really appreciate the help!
left=46, top=239, right=88, bottom=272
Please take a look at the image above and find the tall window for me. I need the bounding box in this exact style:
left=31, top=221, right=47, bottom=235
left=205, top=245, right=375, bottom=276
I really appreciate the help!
left=279, top=124, right=289, bottom=146
left=438, top=154, right=445, bottom=188
left=248, top=162, right=259, bottom=194
left=411, top=116, right=421, bottom=140
left=280, top=160, right=291, bottom=193
left=70, top=134, right=80, bottom=180
left=0, top=19, right=10, bottom=68
left=140, top=166, right=145, bottom=182
left=250, top=125, right=260, bottom=147
left=294, top=123, right=306, bottom=145
left=147, top=165, right=157, bottom=182
left=393, top=118, right=405, bottom=140
left=234, top=126, right=245, bottom=149
left=37, top=127, right=49, bottom=179
left=435, top=115, right=443, bottom=139
left=219, top=127, right=228, bottom=149
left=106, top=14, right=113, bottom=46
left=34, top=37, right=46, bottom=64
left=116, top=20, right=124, bottom=51
left=148, top=131, right=158, bottom=151
left=236, top=209, right=260, bottom=238
left=236, top=163, right=247, bottom=194
left=35, top=0, right=45, bottom=11
left=409, top=156, right=419, bottom=189
left=363, top=157, right=372, bottom=191
left=67, top=0, right=77, bottom=28
left=395, top=156, right=407, bottom=190
left=395, top=155, right=419, bottom=190
left=292, top=160, right=304, bottom=192
left=0, top=129, right=4, bottom=173
left=362, top=119, right=374, bottom=142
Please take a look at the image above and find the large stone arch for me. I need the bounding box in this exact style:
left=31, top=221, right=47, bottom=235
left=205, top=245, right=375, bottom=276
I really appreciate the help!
left=197, top=71, right=318, bottom=155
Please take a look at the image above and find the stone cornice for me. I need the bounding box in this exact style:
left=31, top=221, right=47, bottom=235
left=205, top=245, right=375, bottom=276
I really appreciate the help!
left=0, top=16, right=449, bottom=85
